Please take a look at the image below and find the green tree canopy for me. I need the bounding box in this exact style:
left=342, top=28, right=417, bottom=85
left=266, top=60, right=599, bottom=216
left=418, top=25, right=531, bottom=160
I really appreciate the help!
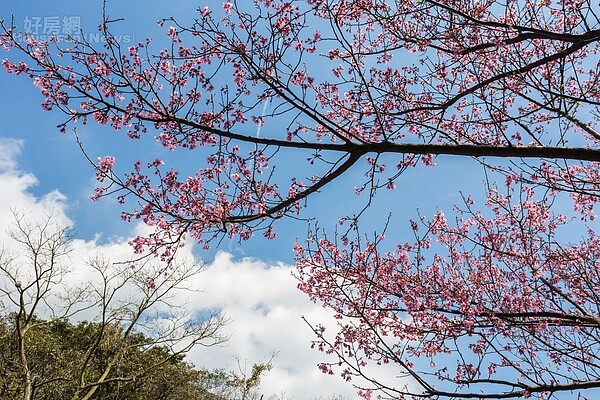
left=0, top=314, right=214, bottom=400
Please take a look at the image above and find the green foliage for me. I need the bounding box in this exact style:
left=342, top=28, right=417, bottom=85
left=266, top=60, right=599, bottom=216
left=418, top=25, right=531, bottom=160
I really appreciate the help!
left=0, top=213, right=274, bottom=400
left=0, top=313, right=280, bottom=400
left=0, top=314, right=209, bottom=400
left=200, top=361, right=273, bottom=400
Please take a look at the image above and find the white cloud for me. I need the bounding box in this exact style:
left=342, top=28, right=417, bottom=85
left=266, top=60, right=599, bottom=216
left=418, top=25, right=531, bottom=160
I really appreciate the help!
left=0, top=138, right=70, bottom=239
left=186, top=252, right=359, bottom=399
left=0, top=137, right=403, bottom=400
left=0, top=138, right=22, bottom=171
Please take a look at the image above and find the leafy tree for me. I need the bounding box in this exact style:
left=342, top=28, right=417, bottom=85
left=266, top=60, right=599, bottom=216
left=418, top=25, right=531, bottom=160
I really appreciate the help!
left=0, top=315, right=281, bottom=400
left=0, top=315, right=212, bottom=400
left=195, top=359, right=273, bottom=400
left=2, top=0, right=600, bottom=398
left=0, top=212, right=227, bottom=400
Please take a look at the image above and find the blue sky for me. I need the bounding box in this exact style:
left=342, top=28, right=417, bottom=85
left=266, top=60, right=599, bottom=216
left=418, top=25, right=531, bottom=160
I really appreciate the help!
left=0, top=1, right=495, bottom=398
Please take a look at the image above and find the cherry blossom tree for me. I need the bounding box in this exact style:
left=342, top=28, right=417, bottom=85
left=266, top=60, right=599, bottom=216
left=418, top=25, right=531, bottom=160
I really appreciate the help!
left=2, top=0, right=600, bottom=398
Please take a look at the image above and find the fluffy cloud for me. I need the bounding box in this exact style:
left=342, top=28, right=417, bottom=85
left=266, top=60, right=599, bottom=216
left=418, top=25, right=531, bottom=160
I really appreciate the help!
left=0, top=138, right=70, bottom=236
left=186, top=252, right=358, bottom=399
left=0, top=138, right=368, bottom=399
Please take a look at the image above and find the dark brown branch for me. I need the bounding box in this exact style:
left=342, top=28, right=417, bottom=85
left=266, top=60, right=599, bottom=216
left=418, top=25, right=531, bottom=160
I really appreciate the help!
left=226, top=150, right=363, bottom=223
left=368, top=142, right=600, bottom=162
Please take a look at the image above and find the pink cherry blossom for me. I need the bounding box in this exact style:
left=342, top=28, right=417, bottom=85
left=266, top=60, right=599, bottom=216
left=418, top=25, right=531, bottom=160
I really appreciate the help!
left=2, top=1, right=600, bottom=397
